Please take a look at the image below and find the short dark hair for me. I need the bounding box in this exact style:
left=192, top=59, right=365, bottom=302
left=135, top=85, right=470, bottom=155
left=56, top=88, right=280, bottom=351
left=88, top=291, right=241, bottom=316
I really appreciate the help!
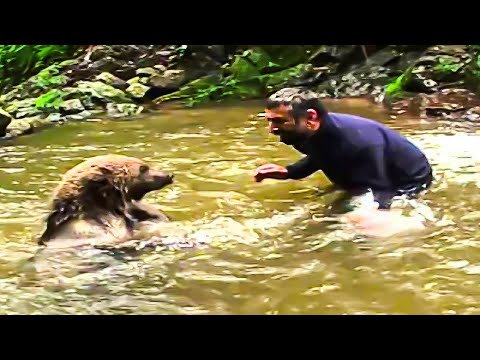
left=266, top=87, right=328, bottom=122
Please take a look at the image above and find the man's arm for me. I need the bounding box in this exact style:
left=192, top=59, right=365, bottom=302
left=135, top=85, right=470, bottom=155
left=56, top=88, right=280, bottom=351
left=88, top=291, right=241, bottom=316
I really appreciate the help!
left=286, top=155, right=321, bottom=180
left=254, top=156, right=320, bottom=182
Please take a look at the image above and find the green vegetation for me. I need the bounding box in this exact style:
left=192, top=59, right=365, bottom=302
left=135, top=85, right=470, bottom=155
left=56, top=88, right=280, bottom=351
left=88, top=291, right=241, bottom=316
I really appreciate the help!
left=0, top=45, right=78, bottom=93
left=464, top=45, right=480, bottom=93
left=385, top=48, right=480, bottom=99
left=2, top=45, right=480, bottom=138
left=158, top=46, right=316, bottom=107
left=433, top=56, right=465, bottom=74
left=35, top=89, right=66, bottom=112
left=385, top=73, right=407, bottom=97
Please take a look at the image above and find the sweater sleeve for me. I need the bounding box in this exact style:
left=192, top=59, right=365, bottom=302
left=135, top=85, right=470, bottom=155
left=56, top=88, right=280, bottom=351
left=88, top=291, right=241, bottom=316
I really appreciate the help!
left=285, top=155, right=321, bottom=180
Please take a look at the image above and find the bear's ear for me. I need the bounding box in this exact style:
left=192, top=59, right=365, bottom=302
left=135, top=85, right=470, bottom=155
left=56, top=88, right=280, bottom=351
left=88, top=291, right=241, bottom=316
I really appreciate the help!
left=139, top=165, right=149, bottom=174
left=99, top=167, right=113, bottom=176
left=82, top=167, right=114, bottom=188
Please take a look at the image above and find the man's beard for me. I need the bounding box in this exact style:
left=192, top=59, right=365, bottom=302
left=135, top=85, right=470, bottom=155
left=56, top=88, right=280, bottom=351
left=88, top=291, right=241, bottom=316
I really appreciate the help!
left=278, top=130, right=309, bottom=146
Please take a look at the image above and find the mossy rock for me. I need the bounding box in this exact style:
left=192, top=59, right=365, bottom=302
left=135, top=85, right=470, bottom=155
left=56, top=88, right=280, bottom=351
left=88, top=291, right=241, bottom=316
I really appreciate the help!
left=75, top=81, right=132, bottom=103
left=59, top=99, right=85, bottom=114
left=126, top=83, right=151, bottom=99
left=387, top=46, right=472, bottom=95
left=251, top=45, right=315, bottom=70
left=136, top=67, right=160, bottom=77
left=229, top=80, right=264, bottom=99
left=94, top=72, right=128, bottom=90
left=5, top=116, right=51, bottom=138
left=106, top=103, right=144, bottom=118
left=4, top=98, right=42, bottom=119
left=153, top=73, right=223, bottom=103
left=127, top=77, right=141, bottom=85
left=4, top=98, right=38, bottom=114
left=64, top=110, right=98, bottom=122
left=262, top=63, right=313, bottom=89
left=45, top=113, right=64, bottom=123
left=147, top=70, right=187, bottom=89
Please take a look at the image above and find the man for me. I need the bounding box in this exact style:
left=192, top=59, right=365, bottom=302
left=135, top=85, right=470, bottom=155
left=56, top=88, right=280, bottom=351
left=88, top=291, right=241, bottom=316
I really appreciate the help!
left=253, top=87, right=433, bottom=211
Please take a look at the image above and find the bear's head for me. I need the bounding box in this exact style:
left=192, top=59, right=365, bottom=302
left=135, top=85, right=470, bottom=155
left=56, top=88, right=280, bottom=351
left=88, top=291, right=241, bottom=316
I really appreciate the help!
left=126, top=161, right=174, bottom=201
left=53, top=154, right=173, bottom=202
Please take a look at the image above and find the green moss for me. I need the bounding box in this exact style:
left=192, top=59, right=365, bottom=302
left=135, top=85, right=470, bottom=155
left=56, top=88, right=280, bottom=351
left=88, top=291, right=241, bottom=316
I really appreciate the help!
left=35, top=89, right=65, bottom=112
left=156, top=47, right=315, bottom=107
left=464, top=46, right=480, bottom=94
left=262, top=64, right=312, bottom=90
left=385, top=73, right=406, bottom=96
left=154, top=73, right=224, bottom=103
left=0, top=45, right=78, bottom=93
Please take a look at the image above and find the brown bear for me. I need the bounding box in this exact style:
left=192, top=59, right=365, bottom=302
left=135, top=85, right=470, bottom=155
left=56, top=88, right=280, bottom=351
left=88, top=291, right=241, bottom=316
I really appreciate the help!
left=38, top=154, right=174, bottom=249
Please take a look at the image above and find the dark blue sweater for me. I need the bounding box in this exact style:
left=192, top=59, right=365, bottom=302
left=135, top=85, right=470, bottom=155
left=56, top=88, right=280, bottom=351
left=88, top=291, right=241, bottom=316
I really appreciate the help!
left=286, top=112, right=432, bottom=199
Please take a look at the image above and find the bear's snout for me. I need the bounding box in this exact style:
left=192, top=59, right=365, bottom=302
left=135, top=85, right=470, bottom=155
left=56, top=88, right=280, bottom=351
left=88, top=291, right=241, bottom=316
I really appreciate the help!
left=152, top=171, right=174, bottom=186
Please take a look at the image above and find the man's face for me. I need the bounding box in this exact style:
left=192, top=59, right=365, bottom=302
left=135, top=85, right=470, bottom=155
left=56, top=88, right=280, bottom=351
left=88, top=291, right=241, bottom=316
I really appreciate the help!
left=264, top=105, right=312, bottom=145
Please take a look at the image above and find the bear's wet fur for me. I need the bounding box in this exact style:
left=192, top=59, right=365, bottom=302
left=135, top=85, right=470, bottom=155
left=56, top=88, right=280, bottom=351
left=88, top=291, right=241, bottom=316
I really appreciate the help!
left=39, top=154, right=174, bottom=248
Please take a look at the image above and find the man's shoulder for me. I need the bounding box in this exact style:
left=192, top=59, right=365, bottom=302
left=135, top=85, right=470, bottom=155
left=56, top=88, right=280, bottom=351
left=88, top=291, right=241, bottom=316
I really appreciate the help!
left=327, top=112, right=388, bottom=148
left=328, top=112, right=385, bottom=128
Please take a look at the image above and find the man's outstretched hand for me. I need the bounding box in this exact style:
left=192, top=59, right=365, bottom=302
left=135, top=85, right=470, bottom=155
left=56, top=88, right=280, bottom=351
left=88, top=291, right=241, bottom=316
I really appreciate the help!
left=253, top=164, right=288, bottom=182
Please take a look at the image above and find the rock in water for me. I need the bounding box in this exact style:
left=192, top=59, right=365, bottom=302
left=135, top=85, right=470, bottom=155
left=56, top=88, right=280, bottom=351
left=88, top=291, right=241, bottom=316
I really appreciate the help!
left=106, top=103, right=144, bottom=117
left=59, top=99, right=85, bottom=114
left=94, top=72, right=129, bottom=91
left=126, top=83, right=150, bottom=99
left=147, top=70, right=187, bottom=90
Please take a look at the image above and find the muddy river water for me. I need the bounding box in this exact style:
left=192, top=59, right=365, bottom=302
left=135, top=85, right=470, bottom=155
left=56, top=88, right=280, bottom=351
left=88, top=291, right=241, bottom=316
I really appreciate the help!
left=0, top=98, right=479, bottom=315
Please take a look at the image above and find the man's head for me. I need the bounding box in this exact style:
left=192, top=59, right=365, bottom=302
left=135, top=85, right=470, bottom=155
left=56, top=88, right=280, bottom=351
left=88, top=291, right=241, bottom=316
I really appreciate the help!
left=264, top=87, right=328, bottom=145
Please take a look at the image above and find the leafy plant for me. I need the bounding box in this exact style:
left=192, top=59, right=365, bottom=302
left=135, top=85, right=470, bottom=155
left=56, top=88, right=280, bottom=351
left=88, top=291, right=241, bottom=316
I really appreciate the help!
left=385, top=73, right=406, bottom=96
left=35, top=64, right=68, bottom=88
left=433, top=56, right=464, bottom=73
left=0, top=45, right=77, bottom=93
left=35, top=89, right=65, bottom=111
left=167, top=46, right=315, bottom=107
left=464, top=46, right=480, bottom=94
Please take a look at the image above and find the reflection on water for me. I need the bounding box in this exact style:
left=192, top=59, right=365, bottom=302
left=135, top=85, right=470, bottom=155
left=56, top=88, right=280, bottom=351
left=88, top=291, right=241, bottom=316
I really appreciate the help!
left=1, top=98, right=480, bottom=314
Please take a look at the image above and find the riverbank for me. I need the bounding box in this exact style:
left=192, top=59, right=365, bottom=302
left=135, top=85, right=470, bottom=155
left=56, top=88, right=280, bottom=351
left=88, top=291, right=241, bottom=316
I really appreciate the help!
left=1, top=45, right=480, bottom=140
